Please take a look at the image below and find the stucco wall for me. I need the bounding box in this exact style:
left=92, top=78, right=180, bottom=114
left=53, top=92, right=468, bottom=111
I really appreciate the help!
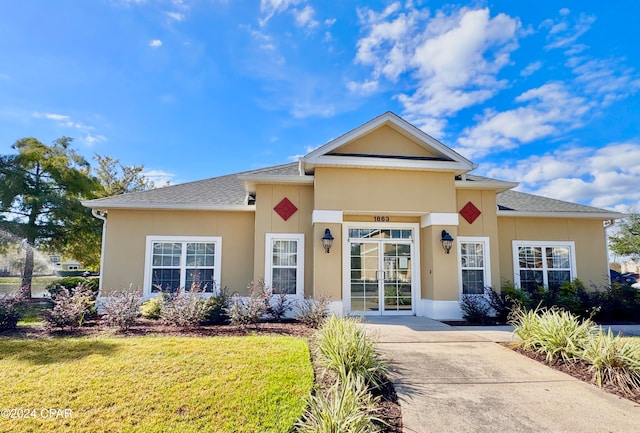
left=100, top=209, right=255, bottom=295
left=456, top=189, right=501, bottom=289
left=253, top=184, right=315, bottom=297
left=497, top=217, right=610, bottom=288
left=334, top=125, right=439, bottom=158
left=314, top=167, right=457, bottom=213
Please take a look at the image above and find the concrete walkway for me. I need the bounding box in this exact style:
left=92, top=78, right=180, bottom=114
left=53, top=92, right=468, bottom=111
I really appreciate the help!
left=362, top=317, right=640, bottom=433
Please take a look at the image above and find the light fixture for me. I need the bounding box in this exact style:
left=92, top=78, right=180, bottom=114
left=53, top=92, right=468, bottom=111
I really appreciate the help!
left=440, top=230, right=454, bottom=254
left=321, top=228, right=334, bottom=254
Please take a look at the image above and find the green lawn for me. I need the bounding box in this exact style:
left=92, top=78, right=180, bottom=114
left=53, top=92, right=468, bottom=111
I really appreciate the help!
left=0, top=336, right=313, bottom=432
left=0, top=276, right=58, bottom=297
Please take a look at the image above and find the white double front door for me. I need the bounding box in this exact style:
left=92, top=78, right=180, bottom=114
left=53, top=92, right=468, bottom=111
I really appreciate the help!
left=344, top=225, right=417, bottom=315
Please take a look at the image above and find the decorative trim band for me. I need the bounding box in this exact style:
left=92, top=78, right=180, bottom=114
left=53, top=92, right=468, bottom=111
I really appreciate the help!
left=312, top=210, right=343, bottom=224
left=420, top=213, right=459, bottom=227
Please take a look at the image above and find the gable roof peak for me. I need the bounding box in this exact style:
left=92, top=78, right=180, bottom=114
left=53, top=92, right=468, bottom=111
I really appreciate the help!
left=300, top=112, right=475, bottom=175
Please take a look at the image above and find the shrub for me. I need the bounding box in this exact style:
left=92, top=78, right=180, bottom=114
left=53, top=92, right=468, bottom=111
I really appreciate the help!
left=296, top=374, right=383, bottom=433
left=316, top=315, right=388, bottom=389
left=591, top=282, right=640, bottom=322
left=510, top=306, right=595, bottom=362
left=266, top=289, right=292, bottom=322
left=43, top=285, right=94, bottom=331
left=226, top=280, right=269, bottom=328
left=296, top=294, right=330, bottom=328
left=459, top=294, right=491, bottom=324
left=160, top=288, right=208, bottom=328
left=47, top=277, right=99, bottom=299
left=0, top=292, right=24, bottom=331
left=102, top=286, right=142, bottom=331
left=581, top=329, right=640, bottom=396
left=201, top=289, right=230, bottom=325
left=140, top=297, right=163, bottom=320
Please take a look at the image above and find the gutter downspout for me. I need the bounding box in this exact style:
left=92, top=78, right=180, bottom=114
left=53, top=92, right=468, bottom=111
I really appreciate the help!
left=91, top=209, right=107, bottom=297
left=604, top=219, right=614, bottom=286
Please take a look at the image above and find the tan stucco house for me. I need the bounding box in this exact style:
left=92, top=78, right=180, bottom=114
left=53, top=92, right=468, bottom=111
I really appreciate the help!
left=83, top=112, right=622, bottom=319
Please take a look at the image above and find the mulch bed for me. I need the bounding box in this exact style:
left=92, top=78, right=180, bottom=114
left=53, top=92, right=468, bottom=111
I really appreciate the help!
left=507, top=344, right=640, bottom=405
left=1, top=318, right=403, bottom=432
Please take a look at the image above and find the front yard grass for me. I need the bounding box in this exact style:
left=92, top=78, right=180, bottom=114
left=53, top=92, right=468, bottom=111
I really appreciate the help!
left=0, top=335, right=313, bottom=433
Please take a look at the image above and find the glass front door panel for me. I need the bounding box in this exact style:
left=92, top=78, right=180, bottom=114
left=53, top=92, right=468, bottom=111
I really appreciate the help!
left=382, top=242, right=412, bottom=311
left=350, top=242, right=380, bottom=312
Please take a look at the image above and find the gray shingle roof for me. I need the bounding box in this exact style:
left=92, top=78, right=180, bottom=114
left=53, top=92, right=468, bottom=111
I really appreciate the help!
left=496, top=189, right=620, bottom=216
left=83, top=162, right=299, bottom=209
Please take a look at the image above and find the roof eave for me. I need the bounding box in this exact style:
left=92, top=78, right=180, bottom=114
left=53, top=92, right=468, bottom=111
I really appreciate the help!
left=456, top=180, right=519, bottom=192
left=82, top=201, right=256, bottom=212
left=497, top=210, right=626, bottom=220
left=237, top=174, right=315, bottom=194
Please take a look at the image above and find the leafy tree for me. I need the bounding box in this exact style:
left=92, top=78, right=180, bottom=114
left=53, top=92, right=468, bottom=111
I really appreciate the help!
left=609, top=213, right=640, bottom=259
left=0, top=137, right=99, bottom=297
left=61, top=155, right=153, bottom=270
left=94, top=154, right=154, bottom=196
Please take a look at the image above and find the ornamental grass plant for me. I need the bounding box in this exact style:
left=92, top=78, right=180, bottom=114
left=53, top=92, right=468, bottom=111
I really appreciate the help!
left=581, top=330, right=640, bottom=396
left=296, top=374, right=383, bottom=433
left=315, top=315, right=388, bottom=389
left=510, top=305, right=640, bottom=399
left=510, top=306, right=595, bottom=362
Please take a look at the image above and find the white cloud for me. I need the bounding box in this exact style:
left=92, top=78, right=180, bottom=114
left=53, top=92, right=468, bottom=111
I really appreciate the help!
left=455, top=82, right=591, bottom=159
left=142, top=169, right=176, bottom=187
left=293, top=5, right=319, bottom=29
left=259, top=0, right=301, bottom=26
left=485, top=142, right=640, bottom=210
left=149, top=39, right=163, bottom=47
left=568, top=56, right=640, bottom=106
left=166, top=11, right=185, bottom=22
left=520, top=61, right=542, bottom=77
left=347, top=79, right=379, bottom=95
left=353, top=4, right=522, bottom=136
left=82, top=134, right=107, bottom=146
left=33, top=112, right=70, bottom=121
left=33, top=112, right=107, bottom=145
left=541, top=11, right=596, bottom=51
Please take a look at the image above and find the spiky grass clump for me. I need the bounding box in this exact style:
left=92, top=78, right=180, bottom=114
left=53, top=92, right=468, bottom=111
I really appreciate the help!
left=511, top=306, right=595, bottom=362
left=316, top=315, right=388, bottom=388
left=581, top=330, right=640, bottom=395
left=296, top=374, right=383, bottom=433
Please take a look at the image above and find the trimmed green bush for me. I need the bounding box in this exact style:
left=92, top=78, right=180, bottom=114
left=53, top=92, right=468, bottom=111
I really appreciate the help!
left=201, top=290, right=230, bottom=325
left=140, top=297, right=163, bottom=320
left=46, top=277, right=99, bottom=299
left=460, top=294, right=491, bottom=324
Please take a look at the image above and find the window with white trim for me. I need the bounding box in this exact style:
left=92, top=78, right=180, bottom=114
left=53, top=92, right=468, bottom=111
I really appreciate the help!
left=458, top=237, right=490, bottom=295
left=265, top=233, right=304, bottom=296
left=145, top=236, right=222, bottom=294
left=513, top=241, right=575, bottom=290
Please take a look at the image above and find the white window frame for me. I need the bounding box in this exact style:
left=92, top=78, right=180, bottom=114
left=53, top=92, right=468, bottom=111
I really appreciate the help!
left=264, top=233, right=305, bottom=297
left=512, top=240, right=576, bottom=289
left=457, top=237, right=491, bottom=297
left=143, top=235, right=222, bottom=297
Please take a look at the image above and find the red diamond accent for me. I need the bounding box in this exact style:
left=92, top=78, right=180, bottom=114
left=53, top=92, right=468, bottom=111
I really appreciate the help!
left=274, top=197, right=298, bottom=221
left=460, top=201, right=481, bottom=224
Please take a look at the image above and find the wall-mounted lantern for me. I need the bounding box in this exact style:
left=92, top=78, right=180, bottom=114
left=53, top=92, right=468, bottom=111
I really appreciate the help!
left=440, top=230, right=454, bottom=254
left=321, top=228, right=334, bottom=254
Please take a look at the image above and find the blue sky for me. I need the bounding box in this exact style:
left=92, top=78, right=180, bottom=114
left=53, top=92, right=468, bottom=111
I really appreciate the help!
left=1, top=0, right=639, bottom=212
